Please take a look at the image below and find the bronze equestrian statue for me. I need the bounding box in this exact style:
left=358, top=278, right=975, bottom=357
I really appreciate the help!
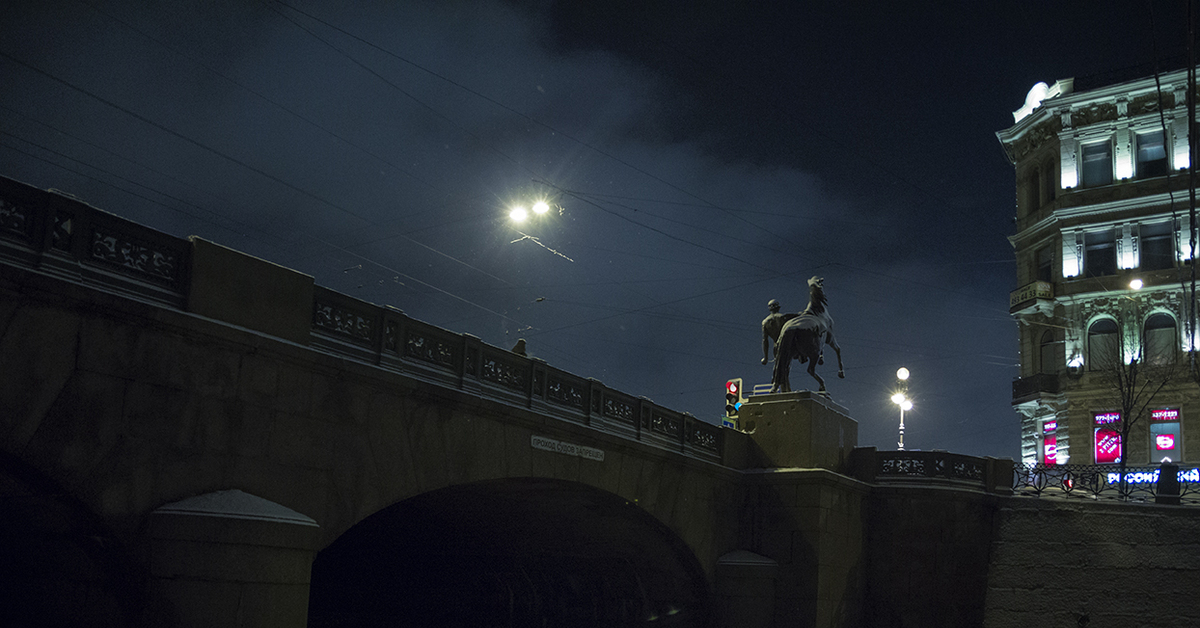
left=769, top=276, right=845, bottom=394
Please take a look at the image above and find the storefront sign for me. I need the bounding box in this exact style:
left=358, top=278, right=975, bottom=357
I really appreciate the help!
left=1095, top=428, right=1121, bottom=464
left=1009, top=280, right=1053, bottom=308
left=1106, top=468, right=1200, bottom=484
left=1152, top=408, right=1180, bottom=421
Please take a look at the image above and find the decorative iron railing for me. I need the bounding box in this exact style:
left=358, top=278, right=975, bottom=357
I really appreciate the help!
left=1013, top=463, right=1200, bottom=505
left=0, top=175, right=724, bottom=463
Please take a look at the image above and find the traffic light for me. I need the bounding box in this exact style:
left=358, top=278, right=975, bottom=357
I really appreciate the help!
left=725, top=378, right=743, bottom=417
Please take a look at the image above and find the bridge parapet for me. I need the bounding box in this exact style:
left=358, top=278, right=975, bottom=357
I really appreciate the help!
left=848, top=447, right=1014, bottom=494
left=0, top=175, right=724, bottom=464
left=0, top=176, right=191, bottom=306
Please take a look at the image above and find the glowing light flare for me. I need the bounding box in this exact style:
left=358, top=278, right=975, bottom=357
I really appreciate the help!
left=509, top=206, right=528, bottom=222
left=900, top=399, right=913, bottom=411
left=1129, top=278, right=1143, bottom=290
left=891, top=392, right=906, bottom=405
left=896, top=367, right=910, bottom=380
left=532, top=200, right=550, bottom=215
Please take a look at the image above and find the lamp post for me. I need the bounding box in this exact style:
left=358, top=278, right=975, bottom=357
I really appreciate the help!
left=892, top=367, right=911, bottom=450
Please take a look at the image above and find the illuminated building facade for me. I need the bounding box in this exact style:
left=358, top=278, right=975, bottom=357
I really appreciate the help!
left=998, top=67, right=1200, bottom=467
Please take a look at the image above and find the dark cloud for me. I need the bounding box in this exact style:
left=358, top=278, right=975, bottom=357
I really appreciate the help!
left=3, top=0, right=1185, bottom=458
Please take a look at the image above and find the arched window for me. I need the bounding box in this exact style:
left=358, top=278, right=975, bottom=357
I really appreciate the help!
left=1039, top=330, right=1057, bottom=375
left=1144, top=313, right=1177, bottom=365
left=1088, top=319, right=1119, bottom=370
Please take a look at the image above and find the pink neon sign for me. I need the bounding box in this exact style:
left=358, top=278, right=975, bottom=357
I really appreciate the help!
left=1157, top=434, right=1176, bottom=450
left=1152, top=408, right=1180, bottom=421
left=1095, top=428, right=1122, bottom=464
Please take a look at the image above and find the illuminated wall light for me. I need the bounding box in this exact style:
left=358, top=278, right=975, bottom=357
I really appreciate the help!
left=1115, top=160, right=1134, bottom=181
left=1062, top=255, right=1080, bottom=278
left=1060, top=167, right=1078, bottom=189
left=1175, top=146, right=1191, bottom=170
left=1119, top=247, right=1137, bottom=270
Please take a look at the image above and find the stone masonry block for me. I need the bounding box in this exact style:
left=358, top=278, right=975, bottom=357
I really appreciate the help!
left=0, top=301, right=81, bottom=448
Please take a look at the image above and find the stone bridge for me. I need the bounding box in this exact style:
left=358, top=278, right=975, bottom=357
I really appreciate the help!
left=2, top=175, right=1196, bottom=628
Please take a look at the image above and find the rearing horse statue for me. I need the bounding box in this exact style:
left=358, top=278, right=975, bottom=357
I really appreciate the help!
left=770, top=276, right=845, bottom=394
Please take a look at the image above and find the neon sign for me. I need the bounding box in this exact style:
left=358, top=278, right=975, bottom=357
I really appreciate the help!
left=1152, top=408, right=1180, bottom=421
left=1106, top=468, right=1200, bottom=485
left=1094, top=412, right=1121, bottom=425
left=1095, top=428, right=1122, bottom=464
left=1043, top=421, right=1057, bottom=433
left=1156, top=434, right=1176, bottom=450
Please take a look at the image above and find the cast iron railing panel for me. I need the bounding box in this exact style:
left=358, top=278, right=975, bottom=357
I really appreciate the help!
left=1013, top=463, right=1200, bottom=505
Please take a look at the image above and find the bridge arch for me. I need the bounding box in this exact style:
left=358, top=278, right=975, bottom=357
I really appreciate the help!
left=309, top=478, right=713, bottom=627
left=0, top=452, right=141, bottom=627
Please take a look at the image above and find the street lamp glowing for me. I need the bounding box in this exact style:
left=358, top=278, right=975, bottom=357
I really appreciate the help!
left=532, top=200, right=550, bottom=215
left=1129, top=278, right=1143, bottom=290
left=893, top=367, right=911, bottom=450
left=509, top=206, right=528, bottom=222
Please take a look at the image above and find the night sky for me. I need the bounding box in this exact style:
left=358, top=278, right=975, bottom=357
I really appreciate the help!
left=1, top=1, right=1191, bottom=458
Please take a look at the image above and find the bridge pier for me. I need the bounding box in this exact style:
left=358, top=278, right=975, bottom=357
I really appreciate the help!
left=146, top=490, right=320, bottom=628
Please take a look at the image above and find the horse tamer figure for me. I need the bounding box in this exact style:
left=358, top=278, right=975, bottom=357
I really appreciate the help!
left=770, top=276, right=845, bottom=394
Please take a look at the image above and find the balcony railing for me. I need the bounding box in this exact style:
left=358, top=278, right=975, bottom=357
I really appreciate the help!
left=1011, top=373, right=1061, bottom=403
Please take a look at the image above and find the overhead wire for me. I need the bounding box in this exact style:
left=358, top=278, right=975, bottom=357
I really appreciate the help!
left=0, top=5, right=1022, bottom=428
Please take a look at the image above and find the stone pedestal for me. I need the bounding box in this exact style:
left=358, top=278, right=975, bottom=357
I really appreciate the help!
left=147, top=490, right=320, bottom=628
left=738, top=392, right=857, bottom=471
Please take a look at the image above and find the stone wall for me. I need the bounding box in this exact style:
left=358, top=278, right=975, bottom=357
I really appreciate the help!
left=985, top=499, right=1200, bottom=627
left=861, top=485, right=1003, bottom=628
left=0, top=255, right=745, bottom=626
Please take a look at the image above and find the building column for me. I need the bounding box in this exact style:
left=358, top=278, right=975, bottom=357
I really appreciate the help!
left=146, top=490, right=320, bottom=628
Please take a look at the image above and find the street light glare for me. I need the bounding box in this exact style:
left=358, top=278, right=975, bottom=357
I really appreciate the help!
left=891, top=392, right=906, bottom=405
left=532, top=201, right=550, bottom=215
left=1129, top=278, right=1143, bottom=290
left=900, top=400, right=913, bottom=411
left=509, top=206, right=528, bottom=222
left=896, top=367, right=910, bottom=380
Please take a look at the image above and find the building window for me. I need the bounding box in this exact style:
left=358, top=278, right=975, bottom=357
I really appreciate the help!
left=1140, top=221, right=1175, bottom=270
left=1043, top=160, right=1056, bottom=202
left=1082, top=141, right=1114, bottom=187
left=1143, top=313, right=1177, bottom=365
left=1039, top=330, right=1057, bottom=375
left=1036, top=245, right=1053, bottom=282
left=1137, top=130, right=1168, bottom=178
left=1150, top=408, right=1182, bottom=462
left=1084, top=230, right=1117, bottom=277
left=1088, top=318, right=1119, bottom=370
left=1041, top=419, right=1059, bottom=464
left=1027, top=169, right=1041, bottom=213
left=1094, top=411, right=1122, bottom=464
